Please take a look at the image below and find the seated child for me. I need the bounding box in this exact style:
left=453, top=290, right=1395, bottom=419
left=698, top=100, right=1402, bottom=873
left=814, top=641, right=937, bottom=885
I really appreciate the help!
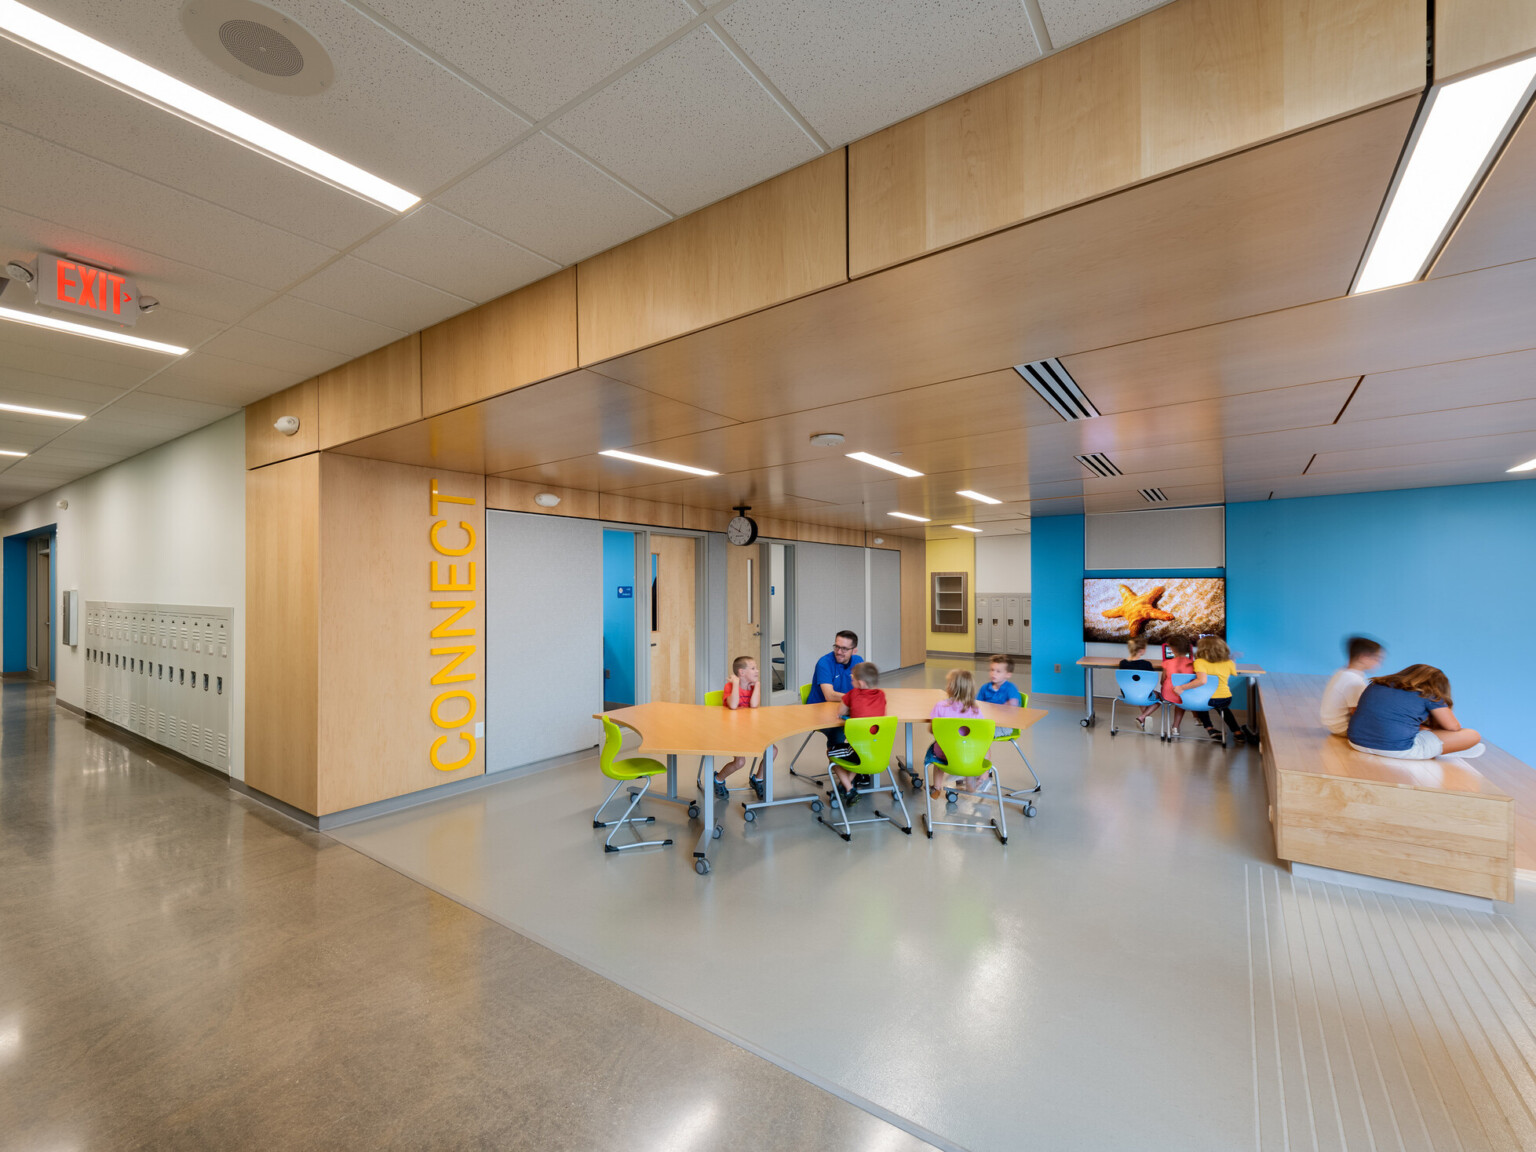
left=1347, top=664, right=1484, bottom=760
left=977, top=654, right=1024, bottom=708
left=926, top=668, right=986, bottom=799
left=1320, top=636, right=1384, bottom=736
left=1189, top=637, right=1259, bottom=746
left=1118, top=637, right=1160, bottom=730
left=713, top=656, right=771, bottom=799
left=830, top=663, right=888, bottom=808
left=1159, top=637, right=1195, bottom=737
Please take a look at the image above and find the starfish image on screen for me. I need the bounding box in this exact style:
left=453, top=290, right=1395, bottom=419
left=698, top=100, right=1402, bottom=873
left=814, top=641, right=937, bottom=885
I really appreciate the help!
left=1100, top=584, right=1174, bottom=637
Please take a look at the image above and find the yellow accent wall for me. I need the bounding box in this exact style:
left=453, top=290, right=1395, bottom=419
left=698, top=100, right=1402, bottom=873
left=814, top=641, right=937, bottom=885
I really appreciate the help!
left=925, top=535, right=976, bottom=654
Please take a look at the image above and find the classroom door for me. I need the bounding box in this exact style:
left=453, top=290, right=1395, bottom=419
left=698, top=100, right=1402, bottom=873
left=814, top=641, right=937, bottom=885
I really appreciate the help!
left=725, top=543, right=760, bottom=677
left=649, top=535, right=696, bottom=703
left=27, top=534, right=50, bottom=682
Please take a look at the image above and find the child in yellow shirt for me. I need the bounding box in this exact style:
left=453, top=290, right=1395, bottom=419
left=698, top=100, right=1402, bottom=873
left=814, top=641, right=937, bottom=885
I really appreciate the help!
left=1188, top=637, right=1259, bottom=746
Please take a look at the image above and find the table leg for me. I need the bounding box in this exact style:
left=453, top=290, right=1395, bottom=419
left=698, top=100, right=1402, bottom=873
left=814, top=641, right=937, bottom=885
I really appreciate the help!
left=1082, top=665, right=1096, bottom=727
left=694, top=755, right=720, bottom=874
left=630, top=751, right=693, bottom=813
left=743, top=740, right=823, bottom=820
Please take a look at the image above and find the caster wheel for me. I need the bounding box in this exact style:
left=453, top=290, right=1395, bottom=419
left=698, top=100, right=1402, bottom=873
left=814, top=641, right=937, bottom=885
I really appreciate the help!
left=687, top=804, right=700, bottom=820
left=1023, top=802, right=1037, bottom=817
left=810, top=799, right=823, bottom=813
left=695, top=858, right=710, bottom=875
left=1110, top=729, right=1117, bottom=737
left=743, top=808, right=756, bottom=823
left=946, top=790, right=958, bottom=805
left=712, top=824, right=723, bottom=839
left=1081, top=718, right=1092, bottom=728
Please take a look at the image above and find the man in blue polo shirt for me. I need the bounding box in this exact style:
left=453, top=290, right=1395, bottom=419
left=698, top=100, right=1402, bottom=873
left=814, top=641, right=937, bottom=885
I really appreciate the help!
left=810, top=629, right=863, bottom=759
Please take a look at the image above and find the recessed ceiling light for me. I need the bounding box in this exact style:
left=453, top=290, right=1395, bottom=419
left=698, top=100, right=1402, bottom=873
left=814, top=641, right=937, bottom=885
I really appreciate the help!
left=0, top=401, right=85, bottom=420
left=847, top=451, right=923, bottom=478
left=888, top=511, right=929, bottom=522
left=951, top=524, right=982, bottom=533
left=1508, top=457, right=1536, bottom=473
left=599, top=448, right=718, bottom=477
left=0, top=0, right=419, bottom=213
left=0, top=449, right=27, bottom=457
left=1353, top=55, right=1536, bottom=293
left=956, top=489, right=1001, bottom=504
left=0, top=305, right=187, bottom=355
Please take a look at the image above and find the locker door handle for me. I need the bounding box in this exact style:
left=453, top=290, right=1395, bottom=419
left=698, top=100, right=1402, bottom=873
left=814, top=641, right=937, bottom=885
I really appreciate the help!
left=1008, top=620, right=1013, bottom=626
left=992, top=619, right=998, bottom=625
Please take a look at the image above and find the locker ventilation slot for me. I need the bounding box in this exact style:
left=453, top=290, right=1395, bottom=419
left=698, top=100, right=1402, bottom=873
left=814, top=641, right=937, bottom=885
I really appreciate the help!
left=1139, top=488, right=1169, bottom=503
left=1014, top=358, right=1101, bottom=420
left=1075, top=453, right=1122, bottom=477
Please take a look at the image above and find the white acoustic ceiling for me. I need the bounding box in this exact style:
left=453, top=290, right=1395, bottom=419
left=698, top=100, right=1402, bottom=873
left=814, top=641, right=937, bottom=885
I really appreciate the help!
left=0, top=0, right=1167, bottom=508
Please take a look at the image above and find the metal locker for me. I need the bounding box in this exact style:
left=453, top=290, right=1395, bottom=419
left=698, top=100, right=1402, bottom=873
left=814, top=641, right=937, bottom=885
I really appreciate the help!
left=974, top=595, right=988, bottom=650
left=1004, top=597, right=1022, bottom=655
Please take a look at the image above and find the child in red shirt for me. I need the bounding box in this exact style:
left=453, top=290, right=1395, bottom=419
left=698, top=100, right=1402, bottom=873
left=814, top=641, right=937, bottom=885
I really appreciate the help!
left=714, top=656, right=770, bottom=799
left=1159, top=637, right=1196, bottom=738
left=831, top=663, right=888, bottom=807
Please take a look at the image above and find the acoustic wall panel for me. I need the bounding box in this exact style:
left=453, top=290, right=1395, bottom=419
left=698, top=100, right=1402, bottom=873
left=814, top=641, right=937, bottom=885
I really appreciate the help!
left=870, top=547, right=902, bottom=670
left=1084, top=506, right=1224, bottom=570
left=793, top=542, right=869, bottom=689
left=485, top=510, right=603, bottom=772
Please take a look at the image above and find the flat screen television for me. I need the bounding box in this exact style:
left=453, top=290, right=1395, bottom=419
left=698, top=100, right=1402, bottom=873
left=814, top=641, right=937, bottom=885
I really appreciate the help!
left=1083, top=577, right=1225, bottom=644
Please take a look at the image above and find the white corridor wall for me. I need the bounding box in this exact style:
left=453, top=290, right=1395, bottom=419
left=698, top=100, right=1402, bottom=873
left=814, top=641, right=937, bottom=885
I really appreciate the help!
left=0, top=414, right=247, bottom=778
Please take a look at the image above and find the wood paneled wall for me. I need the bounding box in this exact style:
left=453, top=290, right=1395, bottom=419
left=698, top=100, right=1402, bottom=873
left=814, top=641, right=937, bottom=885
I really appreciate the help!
left=316, top=457, right=487, bottom=814
left=576, top=151, right=848, bottom=364
left=245, top=454, right=320, bottom=811
left=245, top=379, right=317, bottom=468
left=847, top=0, right=1424, bottom=275
left=895, top=536, right=927, bottom=669
left=421, top=269, right=578, bottom=416
left=317, top=334, right=422, bottom=449
left=1435, top=0, right=1536, bottom=80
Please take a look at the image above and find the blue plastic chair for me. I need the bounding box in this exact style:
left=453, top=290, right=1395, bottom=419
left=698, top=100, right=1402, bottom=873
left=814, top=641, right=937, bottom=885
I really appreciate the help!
left=1110, top=669, right=1164, bottom=738
left=1163, top=673, right=1220, bottom=744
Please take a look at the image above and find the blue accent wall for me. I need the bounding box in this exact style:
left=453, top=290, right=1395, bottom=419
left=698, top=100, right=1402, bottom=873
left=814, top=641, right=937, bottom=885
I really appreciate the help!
left=2, top=534, right=26, bottom=673
left=1228, top=481, right=1536, bottom=763
left=1030, top=514, right=1085, bottom=697
left=602, top=530, right=637, bottom=706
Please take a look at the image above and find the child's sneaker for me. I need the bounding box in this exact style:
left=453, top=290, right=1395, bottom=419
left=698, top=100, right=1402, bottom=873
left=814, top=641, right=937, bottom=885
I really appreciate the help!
left=713, top=779, right=729, bottom=800
left=750, top=775, right=766, bottom=800
left=1169, top=727, right=1180, bottom=738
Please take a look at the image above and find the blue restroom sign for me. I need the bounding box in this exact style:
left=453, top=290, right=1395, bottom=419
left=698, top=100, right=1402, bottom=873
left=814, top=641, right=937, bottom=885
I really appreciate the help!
left=617, top=586, right=633, bottom=598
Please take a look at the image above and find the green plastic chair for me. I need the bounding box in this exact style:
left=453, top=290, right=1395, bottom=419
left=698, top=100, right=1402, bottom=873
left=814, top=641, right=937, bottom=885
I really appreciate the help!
left=989, top=692, right=1041, bottom=816
left=924, top=717, right=1007, bottom=844
left=594, top=716, right=673, bottom=853
left=816, top=715, right=911, bottom=840
left=696, top=688, right=760, bottom=798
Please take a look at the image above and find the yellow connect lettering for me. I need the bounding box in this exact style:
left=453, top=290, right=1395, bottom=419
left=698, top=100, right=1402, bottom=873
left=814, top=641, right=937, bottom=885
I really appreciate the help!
left=430, top=561, right=476, bottom=591
left=428, top=478, right=479, bottom=771
left=430, top=519, right=476, bottom=556
left=430, top=689, right=477, bottom=729
left=430, top=645, right=476, bottom=685
left=430, top=732, right=476, bottom=771
left=430, top=601, right=475, bottom=638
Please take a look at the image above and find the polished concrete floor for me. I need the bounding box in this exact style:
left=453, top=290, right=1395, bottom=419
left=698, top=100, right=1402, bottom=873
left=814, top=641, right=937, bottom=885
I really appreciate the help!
left=0, top=680, right=928, bottom=1151
left=333, top=659, right=1536, bottom=1152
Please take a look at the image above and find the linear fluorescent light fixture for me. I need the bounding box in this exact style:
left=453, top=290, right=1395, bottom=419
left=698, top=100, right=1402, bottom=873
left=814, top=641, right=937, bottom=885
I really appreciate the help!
left=1015, top=358, right=1100, bottom=420
left=0, top=0, right=419, bottom=213
left=0, top=304, right=187, bottom=355
left=0, top=449, right=26, bottom=457
left=0, top=401, right=85, bottom=420
left=950, top=524, right=982, bottom=533
left=887, top=511, right=930, bottom=522
left=956, top=489, right=1001, bottom=504
left=598, top=449, right=718, bottom=476
left=846, top=451, right=923, bottom=478
left=1353, top=56, right=1536, bottom=294
left=1509, top=457, right=1536, bottom=473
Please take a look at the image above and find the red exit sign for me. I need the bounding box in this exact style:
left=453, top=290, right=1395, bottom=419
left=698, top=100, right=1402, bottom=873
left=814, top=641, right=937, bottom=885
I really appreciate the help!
left=36, top=254, right=140, bottom=328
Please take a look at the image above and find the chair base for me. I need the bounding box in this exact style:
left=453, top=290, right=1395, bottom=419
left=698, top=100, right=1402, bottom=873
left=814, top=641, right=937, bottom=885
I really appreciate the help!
left=1110, top=696, right=1166, bottom=739
left=816, top=764, right=912, bottom=840
left=924, top=760, right=1008, bottom=845
left=595, top=776, right=673, bottom=852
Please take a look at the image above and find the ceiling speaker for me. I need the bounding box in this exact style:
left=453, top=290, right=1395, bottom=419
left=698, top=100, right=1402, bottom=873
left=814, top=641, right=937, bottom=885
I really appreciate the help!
left=182, top=0, right=334, bottom=96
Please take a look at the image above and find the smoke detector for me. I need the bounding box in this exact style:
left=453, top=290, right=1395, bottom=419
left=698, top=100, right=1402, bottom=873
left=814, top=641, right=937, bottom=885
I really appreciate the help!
left=808, top=432, right=845, bottom=447
left=182, top=0, right=334, bottom=96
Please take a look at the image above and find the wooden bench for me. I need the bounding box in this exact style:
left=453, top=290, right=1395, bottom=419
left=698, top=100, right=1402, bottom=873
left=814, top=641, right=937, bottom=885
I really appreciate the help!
left=1256, top=672, right=1516, bottom=902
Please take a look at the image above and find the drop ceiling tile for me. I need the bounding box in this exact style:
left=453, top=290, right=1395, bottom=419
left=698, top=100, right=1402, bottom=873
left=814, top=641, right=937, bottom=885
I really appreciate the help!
left=37, top=0, right=531, bottom=195
left=352, top=206, right=560, bottom=303
left=139, top=373, right=278, bottom=410
left=0, top=204, right=273, bottom=326
left=101, top=390, right=237, bottom=429
left=0, top=331, right=153, bottom=389
left=1036, top=0, right=1171, bottom=47
left=0, top=418, right=67, bottom=452
left=549, top=26, right=821, bottom=215
left=240, top=294, right=406, bottom=359
left=364, top=0, right=695, bottom=120
left=0, top=312, right=184, bottom=376
left=435, top=132, right=670, bottom=265
left=198, top=327, right=345, bottom=377
left=717, top=0, right=1041, bottom=147
left=148, top=351, right=301, bottom=407
left=0, top=372, right=122, bottom=410
left=0, top=38, right=390, bottom=250
left=289, top=256, right=473, bottom=332
left=1344, top=348, right=1536, bottom=423
left=0, top=123, right=335, bottom=290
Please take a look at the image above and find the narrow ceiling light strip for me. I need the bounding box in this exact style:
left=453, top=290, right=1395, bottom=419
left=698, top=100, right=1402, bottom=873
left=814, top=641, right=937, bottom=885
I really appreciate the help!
left=0, top=304, right=187, bottom=355
left=1353, top=55, right=1536, bottom=293
left=950, top=524, right=982, bottom=533
left=1014, top=358, right=1100, bottom=420
left=0, top=449, right=27, bottom=457
left=846, top=451, right=923, bottom=478
left=0, top=401, right=86, bottom=420
left=598, top=448, right=718, bottom=476
left=1509, top=457, right=1536, bottom=473
left=956, top=489, right=1001, bottom=504
left=0, top=0, right=419, bottom=212
left=888, top=511, right=929, bottom=522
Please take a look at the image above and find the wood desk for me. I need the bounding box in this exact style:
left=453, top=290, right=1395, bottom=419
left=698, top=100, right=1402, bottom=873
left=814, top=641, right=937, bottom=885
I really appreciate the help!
left=1075, top=656, right=1266, bottom=729
left=602, top=693, right=1048, bottom=874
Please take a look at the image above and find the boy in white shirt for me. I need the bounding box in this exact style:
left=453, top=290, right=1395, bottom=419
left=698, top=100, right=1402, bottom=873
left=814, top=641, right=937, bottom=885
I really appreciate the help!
left=1320, top=636, right=1384, bottom=735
